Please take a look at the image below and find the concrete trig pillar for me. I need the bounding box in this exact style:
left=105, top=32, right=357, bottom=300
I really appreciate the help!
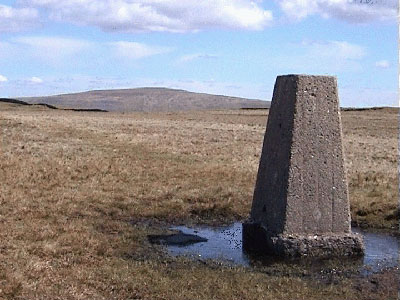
left=243, top=75, right=364, bottom=257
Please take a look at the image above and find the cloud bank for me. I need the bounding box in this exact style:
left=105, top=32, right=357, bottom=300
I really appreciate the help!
left=19, top=0, right=273, bottom=32
left=2, top=0, right=395, bottom=34
left=0, top=4, right=39, bottom=32
left=278, top=0, right=397, bottom=23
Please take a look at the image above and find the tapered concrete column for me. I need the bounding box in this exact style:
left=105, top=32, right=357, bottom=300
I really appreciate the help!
left=243, top=75, right=364, bottom=257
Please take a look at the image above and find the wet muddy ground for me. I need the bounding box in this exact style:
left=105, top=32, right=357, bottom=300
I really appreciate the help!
left=152, top=223, right=399, bottom=275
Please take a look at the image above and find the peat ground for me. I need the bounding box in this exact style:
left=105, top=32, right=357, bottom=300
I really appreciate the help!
left=0, top=102, right=398, bottom=299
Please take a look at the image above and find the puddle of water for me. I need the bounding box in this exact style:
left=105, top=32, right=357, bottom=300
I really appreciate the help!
left=353, top=227, right=399, bottom=272
left=170, top=223, right=246, bottom=264
left=167, top=223, right=399, bottom=273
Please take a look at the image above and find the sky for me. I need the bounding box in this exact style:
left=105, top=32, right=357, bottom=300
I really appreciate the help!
left=0, top=0, right=398, bottom=107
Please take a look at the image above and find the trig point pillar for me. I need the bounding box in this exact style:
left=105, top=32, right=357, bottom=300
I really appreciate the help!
left=243, top=75, right=364, bottom=257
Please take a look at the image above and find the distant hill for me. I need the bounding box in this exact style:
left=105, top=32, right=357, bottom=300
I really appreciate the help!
left=19, top=87, right=270, bottom=112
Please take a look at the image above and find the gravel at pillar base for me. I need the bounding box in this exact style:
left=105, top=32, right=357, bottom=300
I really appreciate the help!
left=243, top=75, right=364, bottom=257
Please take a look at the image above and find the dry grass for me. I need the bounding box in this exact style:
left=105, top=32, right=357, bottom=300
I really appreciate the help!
left=341, top=108, right=399, bottom=228
left=0, top=103, right=398, bottom=299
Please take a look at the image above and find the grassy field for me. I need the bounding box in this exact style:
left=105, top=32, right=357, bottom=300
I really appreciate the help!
left=0, top=103, right=398, bottom=299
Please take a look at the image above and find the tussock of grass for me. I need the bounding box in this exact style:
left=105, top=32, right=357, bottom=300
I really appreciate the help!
left=342, top=109, right=398, bottom=229
left=0, top=105, right=398, bottom=299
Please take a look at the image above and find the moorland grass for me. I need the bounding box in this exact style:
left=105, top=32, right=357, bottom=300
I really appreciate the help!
left=0, top=104, right=398, bottom=299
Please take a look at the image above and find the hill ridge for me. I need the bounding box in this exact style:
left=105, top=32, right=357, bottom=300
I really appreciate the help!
left=19, top=87, right=270, bottom=112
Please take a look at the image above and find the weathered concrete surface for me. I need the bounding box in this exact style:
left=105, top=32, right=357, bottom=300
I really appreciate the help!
left=243, top=223, right=364, bottom=257
left=243, top=75, right=364, bottom=257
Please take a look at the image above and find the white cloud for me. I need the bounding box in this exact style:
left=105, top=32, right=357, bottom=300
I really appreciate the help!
left=0, top=75, right=8, bottom=82
left=179, top=53, right=218, bottom=63
left=0, top=4, right=39, bottom=32
left=19, top=0, right=273, bottom=32
left=0, top=36, right=172, bottom=69
left=13, top=36, right=91, bottom=55
left=29, top=77, right=43, bottom=83
left=278, top=0, right=397, bottom=23
left=109, top=41, right=172, bottom=59
left=375, top=60, right=390, bottom=68
left=11, top=36, right=92, bottom=62
left=301, top=40, right=366, bottom=60
left=272, top=40, right=367, bottom=74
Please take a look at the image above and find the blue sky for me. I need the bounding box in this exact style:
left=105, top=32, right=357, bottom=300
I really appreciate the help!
left=0, top=0, right=397, bottom=107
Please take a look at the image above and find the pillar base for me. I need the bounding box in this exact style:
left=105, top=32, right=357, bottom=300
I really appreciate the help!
left=243, top=222, right=364, bottom=257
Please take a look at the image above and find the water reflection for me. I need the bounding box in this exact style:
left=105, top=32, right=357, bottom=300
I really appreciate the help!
left=167, top=223, right=399, bottom=273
